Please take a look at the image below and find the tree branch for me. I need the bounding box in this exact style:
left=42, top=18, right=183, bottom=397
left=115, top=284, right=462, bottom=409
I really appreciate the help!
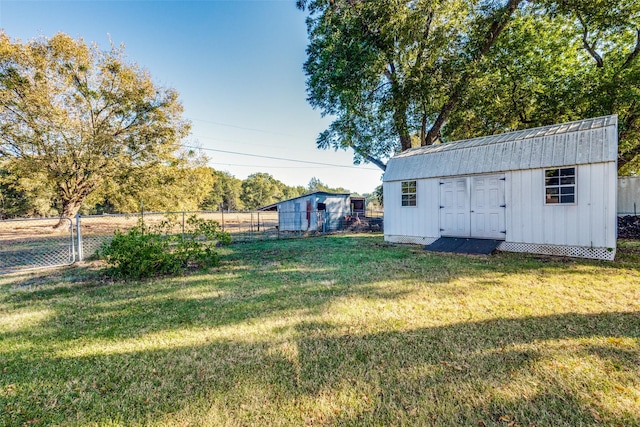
left=577, top=12, right=604, bottom=67
left=424, top=0, right=524, bottom=145
left=622, top=28, right=640, bottom=70
left=352, top=146, right=386, bottom=171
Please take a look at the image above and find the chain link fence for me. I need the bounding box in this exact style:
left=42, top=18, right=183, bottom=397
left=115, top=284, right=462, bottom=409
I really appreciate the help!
left=0, top=209, right=383, bottom=274
left=0, top=217, right=75, bottom=274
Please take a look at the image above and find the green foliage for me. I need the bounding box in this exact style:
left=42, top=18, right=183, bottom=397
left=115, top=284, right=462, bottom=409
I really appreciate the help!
left=372, top=184, right=383, bottom=208
left=0, top=165, right=56, bottom=218
left=298, top=0, right=640, bottom=173
left=0, top=32, right=191, bottom=220
left=200, top=170, right=244, bottom=211
left=100, top=159, right=214, bottom=214
left=240, top=172, right=287, bottom=210
left=99, top=216, right=230, bottom=279
left=307, top=176, right=350, bottom=193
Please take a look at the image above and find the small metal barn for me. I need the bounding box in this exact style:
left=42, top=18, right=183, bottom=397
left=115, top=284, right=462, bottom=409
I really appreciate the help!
left=383, top=115, right=618, bottom=260
left=260, top=192, right=351, bottom=232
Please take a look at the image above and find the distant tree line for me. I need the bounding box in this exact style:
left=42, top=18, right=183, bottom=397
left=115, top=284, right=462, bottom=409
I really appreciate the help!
left=0, top=162, right=370, bottom=218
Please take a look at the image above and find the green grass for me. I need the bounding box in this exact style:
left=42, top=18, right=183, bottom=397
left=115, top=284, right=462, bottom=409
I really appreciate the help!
left=1, top=235, right=639, bottom=426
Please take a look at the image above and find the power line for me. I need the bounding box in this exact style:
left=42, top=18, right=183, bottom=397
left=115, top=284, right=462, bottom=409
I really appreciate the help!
left=183, top=145, right=381, bottom=171
left=187, top=117, right=300, bottom=138
left=195, top=134, right=316, bottom=153
left=208, top=162, right=339, bottom=169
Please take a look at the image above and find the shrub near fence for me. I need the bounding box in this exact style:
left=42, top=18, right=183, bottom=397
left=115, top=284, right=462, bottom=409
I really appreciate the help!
left=78, top=211, right=281, bottom=259
left=0, top=209, right=383, bottom=273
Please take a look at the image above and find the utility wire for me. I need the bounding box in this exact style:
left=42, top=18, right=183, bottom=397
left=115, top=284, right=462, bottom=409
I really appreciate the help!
left=208, top=162, right=339, bottom=169
left=188, top=117, right=299, bottom=137
left=183, top=144, right=381, bottom=171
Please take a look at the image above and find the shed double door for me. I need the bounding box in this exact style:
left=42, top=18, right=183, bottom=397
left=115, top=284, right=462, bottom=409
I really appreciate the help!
left=440, top=174, right=505, bottom=239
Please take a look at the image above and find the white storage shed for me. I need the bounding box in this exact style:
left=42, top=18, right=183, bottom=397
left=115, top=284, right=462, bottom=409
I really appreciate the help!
left=383, top=115, right=619, bottom=260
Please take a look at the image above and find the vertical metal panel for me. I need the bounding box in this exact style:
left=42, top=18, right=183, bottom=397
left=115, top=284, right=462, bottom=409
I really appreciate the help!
left=529, top=140, right=543, bottom=166
left=576, top=166, right=592, bottom=247
left=607, top=126, right=619, bottom=162
left=589, top=164, right=606, bottom=245
left=383, top=182, right=399, bottom=235
left=541, top=137, right=554, bottom=168
left=618, top=177, right=640, bottom=215
left=551, top=134, right=565, bottom=166
left=606, top=163, right=618, bottom=247
left=564, top=133, right=578, bottom=166
left=576, top=130, right=590, bottom=164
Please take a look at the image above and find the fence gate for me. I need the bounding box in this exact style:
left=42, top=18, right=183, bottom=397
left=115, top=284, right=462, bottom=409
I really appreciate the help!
left=0, top=218, right=75, bottom=274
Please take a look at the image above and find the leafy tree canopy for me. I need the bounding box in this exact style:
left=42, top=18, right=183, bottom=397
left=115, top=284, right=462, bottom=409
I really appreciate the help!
left=0, top=32, right=191, bottom=224
left=200, top=169, right=244, bottom=212
left=298, top=0, right=640, bottom=173
left=240, top=172, right=288, bottom=210
left=307, top=176, right=350, bottom=193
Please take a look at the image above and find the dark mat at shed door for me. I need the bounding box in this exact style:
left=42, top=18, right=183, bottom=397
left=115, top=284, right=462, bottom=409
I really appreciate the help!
left=425, top=237, right=502, bottom=255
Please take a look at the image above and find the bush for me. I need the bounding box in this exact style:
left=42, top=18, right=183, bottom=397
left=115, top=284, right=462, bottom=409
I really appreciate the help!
left=99, top=216, right=231, bottom=279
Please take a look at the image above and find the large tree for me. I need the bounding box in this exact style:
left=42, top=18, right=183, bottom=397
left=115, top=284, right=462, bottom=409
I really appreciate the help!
left=0, top=32, right=190, bottom=225
left=298, top=0, right=640, bottom=172
left=240, top=172, right=287, bottom=210
left=86, top=148, right=214, bottom=214
left=200, top=169, right=244, bottom=212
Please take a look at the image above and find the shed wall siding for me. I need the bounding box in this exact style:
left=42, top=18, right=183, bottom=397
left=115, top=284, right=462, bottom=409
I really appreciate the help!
left=383, top=179, right=440, bottom=239
left=505, top=162, right=616, bottom=248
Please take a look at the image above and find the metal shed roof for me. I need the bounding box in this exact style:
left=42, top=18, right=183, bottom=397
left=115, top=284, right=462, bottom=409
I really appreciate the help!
left=257, top=191, right=351, bottom=211
left=383, top=115, right=618, bottom=182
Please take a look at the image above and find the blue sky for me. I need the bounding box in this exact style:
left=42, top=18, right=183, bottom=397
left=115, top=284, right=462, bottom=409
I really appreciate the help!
left=0, top=0, right=384, bottom=194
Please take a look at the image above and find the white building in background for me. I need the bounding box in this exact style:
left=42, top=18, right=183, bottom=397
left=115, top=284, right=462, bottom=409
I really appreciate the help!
left=260, top=191, right=365, bottom=232
left=618, top=176, right=640, bottom=216
left=383, top=115, right=619, bottom=260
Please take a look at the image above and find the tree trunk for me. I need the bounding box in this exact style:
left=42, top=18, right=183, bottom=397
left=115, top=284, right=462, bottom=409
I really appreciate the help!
left=53, top=199, right=83, bottom=230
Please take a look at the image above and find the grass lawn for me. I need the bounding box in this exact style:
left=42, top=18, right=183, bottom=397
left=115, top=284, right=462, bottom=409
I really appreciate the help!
left=1, top=235, right=640, bottom=426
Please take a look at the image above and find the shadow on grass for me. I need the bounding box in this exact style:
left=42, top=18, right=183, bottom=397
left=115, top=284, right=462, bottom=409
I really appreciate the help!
left=2, top=311, right=639, bottom=426
left=2, top=236, right=640, bottom=425
left=2, top=235, right=624, bottom=343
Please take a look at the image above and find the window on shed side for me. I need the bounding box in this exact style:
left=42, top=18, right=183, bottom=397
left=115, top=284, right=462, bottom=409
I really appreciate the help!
left=401, top=180, right=417, bottom=207
left=545, top=167, right=576, bottom=204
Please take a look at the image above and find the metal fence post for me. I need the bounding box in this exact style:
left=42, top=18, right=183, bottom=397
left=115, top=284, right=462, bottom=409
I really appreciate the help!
left=250, top=212, right=254, bottom=241
left=182, top=211, right=185, bottom=239
left=75, top=214, right=83, bottom=262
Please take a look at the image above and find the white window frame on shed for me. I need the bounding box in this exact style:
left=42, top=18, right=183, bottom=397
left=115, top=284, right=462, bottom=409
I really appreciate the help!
left=544, top=167, right=577, bottom=205
left=401, top=180, right=417, bottom=207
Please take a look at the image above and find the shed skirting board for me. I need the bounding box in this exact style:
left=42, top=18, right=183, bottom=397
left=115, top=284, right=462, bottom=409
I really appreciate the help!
left=497, top=242, right=615, bottom=260
left=385, top=235, right=439, bottom=245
